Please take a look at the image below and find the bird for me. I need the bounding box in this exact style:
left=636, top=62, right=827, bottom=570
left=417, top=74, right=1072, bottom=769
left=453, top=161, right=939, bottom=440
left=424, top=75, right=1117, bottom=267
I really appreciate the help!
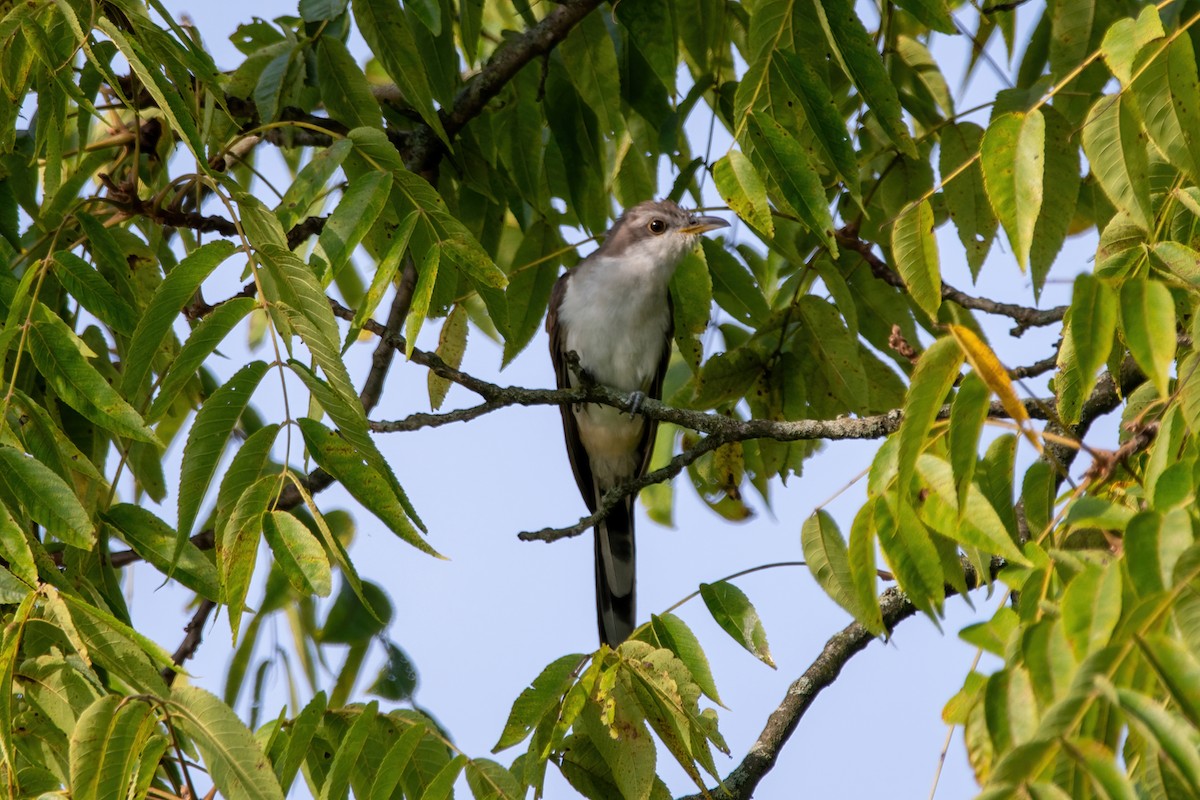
left=546, top=199, right=730, bottom=647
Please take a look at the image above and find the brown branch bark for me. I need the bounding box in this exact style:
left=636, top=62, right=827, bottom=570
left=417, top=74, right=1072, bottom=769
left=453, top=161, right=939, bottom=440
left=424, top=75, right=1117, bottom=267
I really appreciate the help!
left=673, top=361, right=1143, bottom=800
left=836, top=227, right=1067, bottom=335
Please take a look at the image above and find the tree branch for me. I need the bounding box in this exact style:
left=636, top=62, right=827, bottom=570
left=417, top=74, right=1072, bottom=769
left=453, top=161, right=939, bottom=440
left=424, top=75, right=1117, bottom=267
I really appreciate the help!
left=162, top=599, right=217, bottom=685
left=404, top=0, right=607, bottom=175
left=674, top=363, right=1144, bottom=799
left=836, top=228, right=1067, bottom=335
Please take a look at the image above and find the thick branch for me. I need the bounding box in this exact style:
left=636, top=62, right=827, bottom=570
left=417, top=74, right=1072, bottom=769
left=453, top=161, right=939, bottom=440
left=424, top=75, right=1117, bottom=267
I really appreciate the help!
left=405, top=0, right=606, bottom=174
left=836, top=228, right=1067, bottom=335
left=162, top=599, right=217, bottom=685
left=675, top=586, right=923, bottom=800
left=675, top=365, right=1143, bottom=799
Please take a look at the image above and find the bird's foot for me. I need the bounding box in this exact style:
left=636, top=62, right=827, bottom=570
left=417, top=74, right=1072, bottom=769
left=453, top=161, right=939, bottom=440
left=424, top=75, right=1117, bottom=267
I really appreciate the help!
left=627, top=391, right=646, bottom=416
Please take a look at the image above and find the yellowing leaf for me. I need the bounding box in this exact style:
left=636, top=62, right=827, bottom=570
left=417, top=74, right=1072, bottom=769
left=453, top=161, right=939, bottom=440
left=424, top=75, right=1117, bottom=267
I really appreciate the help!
left=947, top=324, right=1039, bottom=452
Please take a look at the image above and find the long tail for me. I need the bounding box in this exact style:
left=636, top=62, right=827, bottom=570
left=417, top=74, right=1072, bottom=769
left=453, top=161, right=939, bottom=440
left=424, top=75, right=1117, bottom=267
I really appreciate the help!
left=595, top=494, right=636, bottom=646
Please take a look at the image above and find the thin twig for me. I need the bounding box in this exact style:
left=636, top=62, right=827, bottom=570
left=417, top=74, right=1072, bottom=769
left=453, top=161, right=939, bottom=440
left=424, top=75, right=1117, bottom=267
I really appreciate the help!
left=835, top=228, right=1067, bottom=335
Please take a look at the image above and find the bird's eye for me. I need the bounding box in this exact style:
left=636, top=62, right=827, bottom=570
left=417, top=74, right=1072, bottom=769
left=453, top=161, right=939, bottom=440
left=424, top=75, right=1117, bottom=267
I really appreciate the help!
left=647, top=219, right=667, bottom=234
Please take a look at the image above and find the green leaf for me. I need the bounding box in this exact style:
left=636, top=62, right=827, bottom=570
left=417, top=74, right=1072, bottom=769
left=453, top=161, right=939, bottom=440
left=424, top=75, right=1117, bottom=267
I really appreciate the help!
left=262, top=510, right=332, bottom=597
left=1061, top=562, right=1122, bottom=659
left=1100, top=6, right=1164, bottom=85
left=711, top=150, right=773, bottom=236
left=669, top=248, right=713, bottom=371
left=316, top=36, right=380, bottom=131
left=1030, top=106, right=1079, bottom=296
left=316, top=170, right=392, bottom=281
left=177, top=360, right=270, bottom=542
left=699, top=580, right=774, bottom=667
left=51, top=251, right=138, bottom=335
left=981, top=110, right=1045, bottom=271
left=1139, top=634, right=1200, bottom=730
left=369, top=640, right=419, bottom=701
left=648, top=613, right=723, bottom=707
left=253, top=45, right=298, bottom=123
left=747, top=114, right=836, bottom=252
left=1131, top=35, right=1200, bottom=182
left=1064, top=738, right=1137, bottom=800
left=0, top=503, right=37, bottom=585
left=148, top=297, right=257, bottom=422
left=694, top=348, right=763, bottom=408
left=797, top=296, right=869, bottom=414
left=428, top=304, right=467, bottom=411
left=893, top=0, right=955, bottom=34
left=0, top=446, right=93, bottom=548
left=300, top=0, right=347, bottom=21
left=277, top=139, right=353, bottom=230
left=812, top=0, right=916, bottom=157
left=122, top=240, right=237, bottom=401
left=367, top=721, right=426, bottom=800
left=298, top=418, right=440, bottom=556
left=1067, top=273, right=1117, bottom=395
left=939, top=122, right=996, bottom=278
left=27, top=310, right=159, bottom=445
left=103, top=504, right=219, bottom=600
left=59, top=590, right=172, bottom=695
left=168, top=686, right=286, bottom=800
left=916, top=454, right=1029, bottom=564
left=350, top=0, right=448, bottom=143
left=801, top=511, right=860, bottom=621
left=220, top=474, right=274, bottom=641
left=774, top=50, right=860, bottom=201
left=947, top=371, right=989, bottom=513
left=276, top=692, right=326, bottom=792
left=493, top=653, right=585, bottom=751
left=1116, top=688, right=1200, bottom=794
left=243, top=195, right=422, bottom=530
left=874, top=496, right=944, bottom=617
left=465, top=759, right=523, bottom=800
left=350, top=211, right=418, bottom=348
left=502, top=222, right=561, bottom=365
left=420, top=754, right=468, bottom=800
left=320, top=701, right=378, bottom=800
left=561, top=12, right=622, bottom=138
left=891, top=199, right=940, bottom=321
left=1119, top=278, right=1175, bottom=397
left=96, top=18, right=205, bottom=161
left=1081, top=95, right=1152, bottom=232
left=704, top=240, right=770, bottom=327
left=896, top=336, right=963, bottom=494
left=69, top=696, right=157, bottom=800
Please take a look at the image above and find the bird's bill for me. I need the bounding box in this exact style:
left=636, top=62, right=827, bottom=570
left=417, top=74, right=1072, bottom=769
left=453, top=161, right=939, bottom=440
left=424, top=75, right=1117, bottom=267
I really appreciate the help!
left=679, top=215, right=731, bottom=235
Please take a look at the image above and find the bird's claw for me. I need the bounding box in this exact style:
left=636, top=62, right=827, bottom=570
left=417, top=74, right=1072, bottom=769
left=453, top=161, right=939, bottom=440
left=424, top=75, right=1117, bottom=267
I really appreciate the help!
left=628, top=391, right=646, bottom=416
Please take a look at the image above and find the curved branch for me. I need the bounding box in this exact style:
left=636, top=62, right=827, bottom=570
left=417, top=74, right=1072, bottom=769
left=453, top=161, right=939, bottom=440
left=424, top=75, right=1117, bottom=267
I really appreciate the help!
left=835, top=228, right=1067, bottom=335
left=405, top=0, right=607, bottom=174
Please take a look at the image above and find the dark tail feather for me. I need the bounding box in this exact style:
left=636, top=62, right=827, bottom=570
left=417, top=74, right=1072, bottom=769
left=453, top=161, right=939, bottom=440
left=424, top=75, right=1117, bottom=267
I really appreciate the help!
left=595, top=496, right=636, bottom=646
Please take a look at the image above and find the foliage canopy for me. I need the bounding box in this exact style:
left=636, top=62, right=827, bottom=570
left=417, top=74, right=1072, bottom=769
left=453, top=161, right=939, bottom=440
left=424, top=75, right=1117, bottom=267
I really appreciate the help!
left=2, top=0, right=1200, bottom=797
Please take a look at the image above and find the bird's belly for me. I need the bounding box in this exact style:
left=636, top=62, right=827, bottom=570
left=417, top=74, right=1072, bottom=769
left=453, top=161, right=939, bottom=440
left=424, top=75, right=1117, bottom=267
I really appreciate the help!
left=562, top=296, right=668, bottom=391
left=574, top=405, right=645, bottom=486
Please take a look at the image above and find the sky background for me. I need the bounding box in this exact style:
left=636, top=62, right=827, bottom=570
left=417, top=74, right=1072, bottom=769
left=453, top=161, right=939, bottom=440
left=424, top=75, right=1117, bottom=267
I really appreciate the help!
left=111, top=1, right=1099, bottom=797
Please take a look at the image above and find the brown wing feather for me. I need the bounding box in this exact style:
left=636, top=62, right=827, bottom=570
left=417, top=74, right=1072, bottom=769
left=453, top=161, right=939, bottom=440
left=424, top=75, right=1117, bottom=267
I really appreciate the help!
left=636, top=291, right=673, bottom=478
left=547, top=271, right=598, bottom=511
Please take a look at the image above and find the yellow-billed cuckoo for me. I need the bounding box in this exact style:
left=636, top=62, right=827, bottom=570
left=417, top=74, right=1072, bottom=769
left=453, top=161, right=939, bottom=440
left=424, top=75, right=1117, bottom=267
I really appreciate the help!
left=547, top=200, right=729, bottom=646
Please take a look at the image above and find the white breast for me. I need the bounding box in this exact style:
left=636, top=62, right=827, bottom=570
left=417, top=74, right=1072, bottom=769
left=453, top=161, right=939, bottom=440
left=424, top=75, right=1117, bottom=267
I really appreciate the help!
left=558, top=254, right=673, bottom=392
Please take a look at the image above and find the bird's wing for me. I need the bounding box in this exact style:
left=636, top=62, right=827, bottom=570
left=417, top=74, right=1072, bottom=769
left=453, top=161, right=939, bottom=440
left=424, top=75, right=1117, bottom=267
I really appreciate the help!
left=636, top=292, right=673, bottom=478
left=547, top=271, right=598, bottom=511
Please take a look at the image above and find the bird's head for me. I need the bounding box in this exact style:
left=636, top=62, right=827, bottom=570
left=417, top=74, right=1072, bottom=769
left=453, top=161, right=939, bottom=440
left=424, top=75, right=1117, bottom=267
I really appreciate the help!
left=596, top=200, right=730, bottom=269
